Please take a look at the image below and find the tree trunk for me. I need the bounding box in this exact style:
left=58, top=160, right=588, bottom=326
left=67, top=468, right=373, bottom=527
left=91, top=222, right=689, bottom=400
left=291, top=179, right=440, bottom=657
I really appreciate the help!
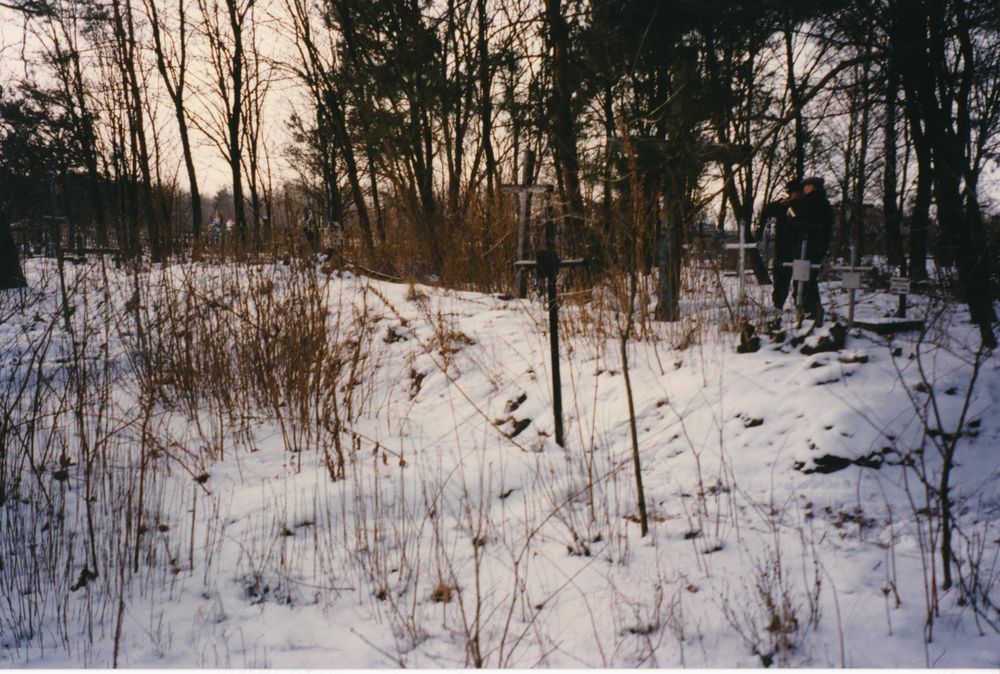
left=784, top=22, right=805, bottom=179
left=326, top=89, right=375, bottom=255
left=909, top=146, right=932, bottom=283
left=226, top=0, right=248, bottom=243
left=850, top=60, right=872, bottom=259
left=146, top=0, right=202, bottom=242
left=114, top=0, right=160, bottom=260
left=477, top=0, right=496, bottom=199
left=544, top=0, right=584, bottom=237
left=883, top=64, right=905, bottom=270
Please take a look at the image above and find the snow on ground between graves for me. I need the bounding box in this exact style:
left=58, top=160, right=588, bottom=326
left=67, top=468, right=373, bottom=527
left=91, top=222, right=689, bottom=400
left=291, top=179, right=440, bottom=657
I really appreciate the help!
left=1, top=258, right=1000, bottom=668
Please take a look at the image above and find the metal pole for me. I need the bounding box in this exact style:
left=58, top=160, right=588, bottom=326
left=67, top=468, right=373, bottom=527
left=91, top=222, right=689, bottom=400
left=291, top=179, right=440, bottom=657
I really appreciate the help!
left=545, top=260, right=564, bottom=447
left=897, top=264, right=907, bottom=318
left=514, top=249, right=584, bottom=449
left=848, top=245, right=857, bottom=327
left=514, top=150, right=536, bottom=299
left=795, top=238, right=808, bottom=314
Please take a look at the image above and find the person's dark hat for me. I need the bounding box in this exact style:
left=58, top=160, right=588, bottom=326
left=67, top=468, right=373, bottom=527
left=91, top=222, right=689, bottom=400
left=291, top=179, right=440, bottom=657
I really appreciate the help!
left=802, top=176, right=825, bottom=189
left=785, top=178, right=803, bottom=192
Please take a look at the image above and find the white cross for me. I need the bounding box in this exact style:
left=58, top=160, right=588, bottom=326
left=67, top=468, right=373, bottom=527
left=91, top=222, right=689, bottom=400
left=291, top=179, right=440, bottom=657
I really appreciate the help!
left=830, top=246, right=875, bottom=326
left=782, top=239, right=822, bottom=318
left=723, top=222, right=759, bottom=311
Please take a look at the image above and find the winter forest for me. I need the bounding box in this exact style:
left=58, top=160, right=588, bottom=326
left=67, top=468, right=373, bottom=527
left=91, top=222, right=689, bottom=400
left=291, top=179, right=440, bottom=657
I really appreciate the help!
left=2, top=0, right=1000, bottom=667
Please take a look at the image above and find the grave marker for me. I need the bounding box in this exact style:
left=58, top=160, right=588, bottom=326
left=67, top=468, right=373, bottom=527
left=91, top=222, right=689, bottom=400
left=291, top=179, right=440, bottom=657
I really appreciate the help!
left=830, top=246, right=875, bottom=326
left=782, top=239, right=821, bottom=320
left=501, top=150, right=546, bottom=299
left=513, top=248, right=585, bottom=448
left=723, top=223, right=759, bottom=312
left=853, top=263, right=924, bottom=335
left=889, top=275, right=910, bottom=295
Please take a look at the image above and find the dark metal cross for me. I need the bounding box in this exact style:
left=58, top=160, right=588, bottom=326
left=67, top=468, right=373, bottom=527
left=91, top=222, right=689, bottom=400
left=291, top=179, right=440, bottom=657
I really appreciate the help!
left=513, top=249, right=585, bottom=448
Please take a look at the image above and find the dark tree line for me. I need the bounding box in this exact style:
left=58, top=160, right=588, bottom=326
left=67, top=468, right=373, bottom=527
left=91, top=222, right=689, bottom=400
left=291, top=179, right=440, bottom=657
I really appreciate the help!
left=1, top=0, right=998, bottom=342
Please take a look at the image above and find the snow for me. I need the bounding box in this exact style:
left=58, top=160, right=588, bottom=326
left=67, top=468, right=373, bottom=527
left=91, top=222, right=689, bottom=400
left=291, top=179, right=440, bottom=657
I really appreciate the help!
left=1, top=257, right=999, bottom=668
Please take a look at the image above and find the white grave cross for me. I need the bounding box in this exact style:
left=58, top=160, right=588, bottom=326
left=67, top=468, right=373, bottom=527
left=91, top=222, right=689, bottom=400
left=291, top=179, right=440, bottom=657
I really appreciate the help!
left=723, top=222, right=759, bottom=310
left=782, top=239, right=822, bottom=318
left=830, top=246, right=876, bottom=326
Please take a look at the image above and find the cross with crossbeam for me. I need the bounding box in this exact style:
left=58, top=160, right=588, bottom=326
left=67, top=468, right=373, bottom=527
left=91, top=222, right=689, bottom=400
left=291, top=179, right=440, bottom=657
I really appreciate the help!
left=782, top=239, right=822, bottom=321
left=501, top=150, right=548, bottom=299
left=723, top=222, right=759, bottom=314
left=513, top=250, right=586, bottom=448
left=830, top=246, right=875, bottom=326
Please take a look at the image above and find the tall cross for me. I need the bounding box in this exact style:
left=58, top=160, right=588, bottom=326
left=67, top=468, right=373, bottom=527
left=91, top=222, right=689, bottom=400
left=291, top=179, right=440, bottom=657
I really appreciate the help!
left=723, top=222, right=758, bottom=312
left=513, top=249, right=585, bottom=448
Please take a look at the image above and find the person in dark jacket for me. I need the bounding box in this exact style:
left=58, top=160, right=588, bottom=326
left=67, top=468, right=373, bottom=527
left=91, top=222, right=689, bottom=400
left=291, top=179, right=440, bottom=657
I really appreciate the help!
left=757, top=178, right=805, bottom=313
left=788, top=176, right=834, bottom=323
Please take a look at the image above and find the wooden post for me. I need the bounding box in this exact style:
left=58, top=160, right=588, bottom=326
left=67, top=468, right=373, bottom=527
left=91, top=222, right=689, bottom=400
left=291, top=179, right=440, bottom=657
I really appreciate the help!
left=891, top=271, right=910, bottom=318
left=654, top=194, right=680, bottom=322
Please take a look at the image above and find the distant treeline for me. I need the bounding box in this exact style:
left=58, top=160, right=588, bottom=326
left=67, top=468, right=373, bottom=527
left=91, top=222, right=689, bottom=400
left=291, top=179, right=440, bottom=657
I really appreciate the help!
left=1, top=0, right=997, bottom=335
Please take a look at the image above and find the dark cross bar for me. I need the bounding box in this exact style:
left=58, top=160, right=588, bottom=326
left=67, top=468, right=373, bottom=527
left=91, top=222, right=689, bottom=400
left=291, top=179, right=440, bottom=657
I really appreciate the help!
left=514, top=249, right=585, bottom=447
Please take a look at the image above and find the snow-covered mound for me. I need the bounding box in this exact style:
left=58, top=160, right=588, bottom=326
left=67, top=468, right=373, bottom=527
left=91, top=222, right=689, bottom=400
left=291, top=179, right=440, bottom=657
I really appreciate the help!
left=1, top=257, right=998, bottom=667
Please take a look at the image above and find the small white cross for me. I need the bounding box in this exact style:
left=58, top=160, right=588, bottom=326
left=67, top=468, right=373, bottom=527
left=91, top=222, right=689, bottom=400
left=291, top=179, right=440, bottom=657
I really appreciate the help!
left=830, top=246, right=875, bottom=325
left=782, top=240, right=822, bottom=318
left=723, top=222, right=759, bottom=311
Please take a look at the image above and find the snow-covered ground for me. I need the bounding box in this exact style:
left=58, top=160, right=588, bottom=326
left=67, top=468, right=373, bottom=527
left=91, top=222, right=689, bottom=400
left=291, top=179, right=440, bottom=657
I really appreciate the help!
left=1, top=257, right=999, bottom=668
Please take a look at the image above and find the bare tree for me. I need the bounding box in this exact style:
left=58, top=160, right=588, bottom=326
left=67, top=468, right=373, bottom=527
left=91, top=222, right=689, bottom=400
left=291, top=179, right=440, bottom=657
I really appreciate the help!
left=106, top=0, right=162, bottom=259
left=543, top=0, right=584, bottom=235
left=195, top=0, right=253, bottom=241
left=32, top=3, right=109, bottom=246
left=143, top=0, right=202, bottom=242
left=887, top=0, right=997, bottom=346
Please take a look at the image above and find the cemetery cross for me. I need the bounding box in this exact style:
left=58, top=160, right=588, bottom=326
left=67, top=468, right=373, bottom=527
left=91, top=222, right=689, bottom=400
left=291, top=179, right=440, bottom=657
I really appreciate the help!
left=723, top=221, right=759, bottom=314
left=782, top=238, right=822, bottom=321
left=500, top=150, right=542, bottom=299
left=513, top=247, right=585, bottom=448
left=830, top=245, right=875, bottom=326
